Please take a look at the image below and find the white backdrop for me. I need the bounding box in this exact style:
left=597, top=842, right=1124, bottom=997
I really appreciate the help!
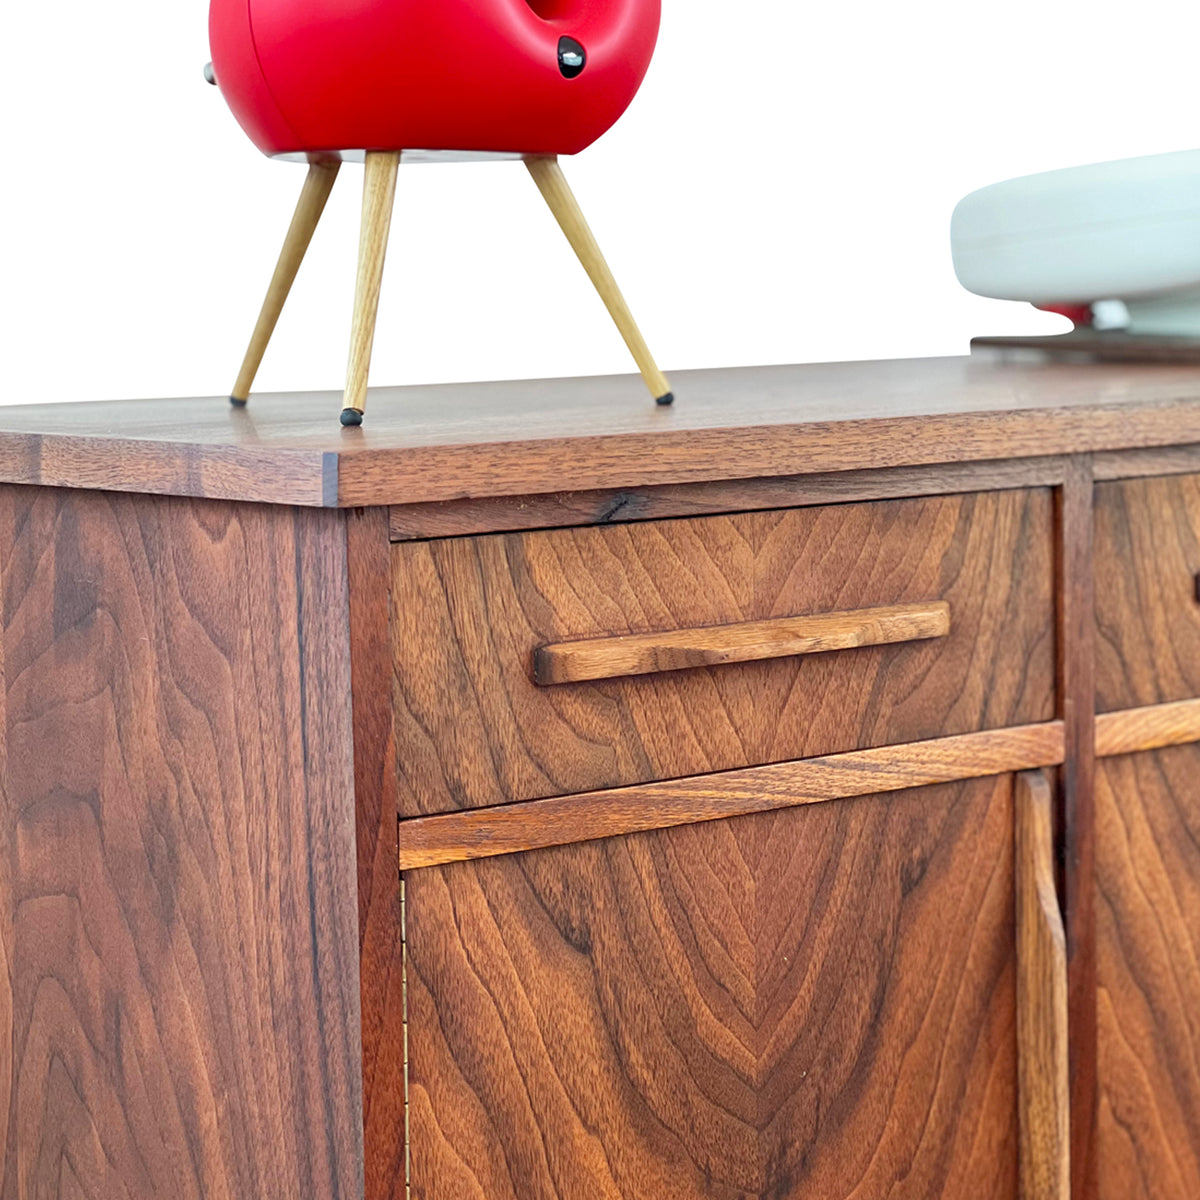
left=2, top=0, right=1199, bottom=405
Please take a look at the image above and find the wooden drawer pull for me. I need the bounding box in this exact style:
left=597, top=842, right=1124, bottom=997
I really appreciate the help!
left=533, top=600, right=951, bottom=685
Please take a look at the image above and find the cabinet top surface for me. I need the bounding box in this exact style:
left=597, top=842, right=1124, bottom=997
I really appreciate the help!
left=8, top=356, right=1200, bottom=507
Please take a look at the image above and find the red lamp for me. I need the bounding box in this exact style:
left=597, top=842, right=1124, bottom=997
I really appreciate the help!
left=208, top=0, right=671, bottom=424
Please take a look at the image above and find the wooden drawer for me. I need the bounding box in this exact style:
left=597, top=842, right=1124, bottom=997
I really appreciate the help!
left=1096, top=746, right=1200, bottom=1200
left=1096, top=472, right=1200, bottom=711
left=392, top=490, right=1056, bottom=815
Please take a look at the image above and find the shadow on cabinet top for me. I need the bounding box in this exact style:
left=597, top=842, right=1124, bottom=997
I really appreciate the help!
left=4, top=356, right=1200, bottom=508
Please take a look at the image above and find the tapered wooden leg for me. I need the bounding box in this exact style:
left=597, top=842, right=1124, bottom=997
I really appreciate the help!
left=341, top=151, right=401, bottom=425
left=231, top=160, right=340, bottom=406
left=525, top=155, right=673, bottom=405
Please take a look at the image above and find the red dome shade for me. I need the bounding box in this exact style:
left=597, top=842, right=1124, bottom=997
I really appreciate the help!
left=209, top=0, right=662, bottom=158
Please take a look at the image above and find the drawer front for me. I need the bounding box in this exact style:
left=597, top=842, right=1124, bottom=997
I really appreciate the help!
left=392, top=490, right=1056, bottom=815
left=1096, top=473, right=1200, bottom=711
left=406, top=775, right=1019, bottom=1199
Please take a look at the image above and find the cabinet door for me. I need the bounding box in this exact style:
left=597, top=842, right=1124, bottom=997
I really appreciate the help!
left=1094, top=473, right=1200, bottom=711
left=1097, top=747, right=1200, bottom=1200
left=405, top=775, right=1020, bottom=1199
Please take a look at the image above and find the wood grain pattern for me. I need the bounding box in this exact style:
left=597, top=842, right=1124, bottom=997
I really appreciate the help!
left=387, top=457, right=1070, bottom=540
left=1095, top=472, right=1200, bottom=712
left=533, top=601, right=951, bottom=685
left=1058, top=455, right=1097, bottom=1200
left=347, top=507, right=408, bottom=1200
left=391, top=489, right=1056, bottom=814
left=1016, top=770, right=1070, bottom=1200
left=406, top=773, right=1019, bottom=1199
left=1095, top=698, right=1200, bottom=757
left=5, top=359, right=1200, bottom=506
left=1096, top=747, right=1200, bottom=1200
left=0, top=432, right=335, bottom=508
left=207, top=369, right=1200, bottom=509
left=0, top=486, right=364, bottom=1198
left=397, top=720, right=1066, bottom=869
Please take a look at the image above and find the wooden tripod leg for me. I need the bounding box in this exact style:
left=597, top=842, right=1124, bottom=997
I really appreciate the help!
left=525, top=155, right=673, bottom=405
left=231, top=160, right=340, bottom=406
left=341, top=151, right=401, bottom=426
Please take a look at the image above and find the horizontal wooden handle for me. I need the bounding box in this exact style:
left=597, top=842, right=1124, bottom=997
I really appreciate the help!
left=532, top=601, right=951, bottom=685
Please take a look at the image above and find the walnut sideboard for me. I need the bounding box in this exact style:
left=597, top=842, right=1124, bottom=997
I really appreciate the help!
left=4, top=357, right=1200, bottom=1200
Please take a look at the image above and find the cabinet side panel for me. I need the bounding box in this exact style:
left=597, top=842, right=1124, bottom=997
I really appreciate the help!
left=1097, top=748, right=1200, bottom=1200
left=0, top=486, right=363, bottom=1200
left=407, top=775, right=1018, bottom=1199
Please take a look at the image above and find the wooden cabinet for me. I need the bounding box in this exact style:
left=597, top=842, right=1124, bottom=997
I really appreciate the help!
left=7, top=357, right=1200, bottom=1199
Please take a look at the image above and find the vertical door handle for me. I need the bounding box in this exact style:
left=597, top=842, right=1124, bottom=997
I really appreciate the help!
left=1016, top=768, right=1070, bottom=1200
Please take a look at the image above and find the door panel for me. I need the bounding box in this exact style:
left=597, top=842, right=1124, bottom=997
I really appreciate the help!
left=405, top=775, right=1019, bottom=1199
left=1095, top=473, right=1200, bottom=711
left=1097, top=747, right=1200, bottom=1200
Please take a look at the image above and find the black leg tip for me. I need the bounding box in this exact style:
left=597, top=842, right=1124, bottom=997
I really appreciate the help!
left=229, top=395, right=248, bottom=408
left=655, top=391, right=675, bottom=407
left=340, top=408, right=364, bottom=427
